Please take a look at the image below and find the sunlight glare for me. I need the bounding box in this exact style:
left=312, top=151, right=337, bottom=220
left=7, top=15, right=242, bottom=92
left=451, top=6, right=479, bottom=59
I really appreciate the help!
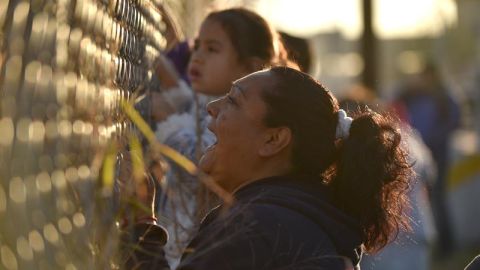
left=253, top=0, right=457, bottom=39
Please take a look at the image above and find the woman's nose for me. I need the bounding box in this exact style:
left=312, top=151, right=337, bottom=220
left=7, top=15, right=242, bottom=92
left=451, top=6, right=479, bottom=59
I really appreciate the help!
left=206, top=99, right=220, bottom=118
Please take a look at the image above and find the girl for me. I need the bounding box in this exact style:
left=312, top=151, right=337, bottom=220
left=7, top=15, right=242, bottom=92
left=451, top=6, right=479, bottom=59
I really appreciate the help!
left=151, top=8, right=296, bottom=266
left=124, top=67, right=413, bottom=270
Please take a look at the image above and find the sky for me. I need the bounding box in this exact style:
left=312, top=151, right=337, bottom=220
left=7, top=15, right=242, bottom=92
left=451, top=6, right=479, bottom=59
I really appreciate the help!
left=253, top=0, right=458, bottom=39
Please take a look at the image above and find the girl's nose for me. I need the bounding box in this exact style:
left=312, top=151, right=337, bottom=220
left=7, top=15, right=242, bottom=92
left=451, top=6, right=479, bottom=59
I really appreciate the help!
left=190, top=49, right=203, bottom=64
left=206, top=99, right=220, bottom=118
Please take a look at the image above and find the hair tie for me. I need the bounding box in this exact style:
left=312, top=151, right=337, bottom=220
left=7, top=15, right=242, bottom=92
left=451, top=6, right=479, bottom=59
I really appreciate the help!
left=336, top=109, right=353, bottom=139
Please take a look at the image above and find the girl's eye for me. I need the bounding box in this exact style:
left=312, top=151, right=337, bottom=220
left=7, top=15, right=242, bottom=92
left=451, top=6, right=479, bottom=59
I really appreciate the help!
left=207, top=46, right=219, bottom=53
left=193, top=41, right=199, bottom=51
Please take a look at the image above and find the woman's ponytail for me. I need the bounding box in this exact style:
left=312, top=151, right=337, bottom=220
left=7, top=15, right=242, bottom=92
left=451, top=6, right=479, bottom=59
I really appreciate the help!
left=330, top=110, right=413, bottom=253
left=262, top=67, right=413, bottom=253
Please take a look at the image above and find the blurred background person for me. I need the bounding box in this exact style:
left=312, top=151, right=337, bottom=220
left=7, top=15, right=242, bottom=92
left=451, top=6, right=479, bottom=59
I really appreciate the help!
left=392, top=63, right=461, bottom=255
left=279, top=31, right=313, bottom=74
left=340, top=84, right=437, bottom=270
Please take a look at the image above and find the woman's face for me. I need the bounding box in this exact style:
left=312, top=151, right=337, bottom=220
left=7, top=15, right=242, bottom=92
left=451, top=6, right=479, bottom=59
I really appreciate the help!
left=187, top=19, right=251, bottom=96
left=199, top=71, right=272, bottom=192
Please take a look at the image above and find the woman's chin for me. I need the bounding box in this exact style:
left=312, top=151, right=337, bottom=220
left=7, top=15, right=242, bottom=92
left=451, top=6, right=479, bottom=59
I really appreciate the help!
left=199, top=148, right=215, bottom=174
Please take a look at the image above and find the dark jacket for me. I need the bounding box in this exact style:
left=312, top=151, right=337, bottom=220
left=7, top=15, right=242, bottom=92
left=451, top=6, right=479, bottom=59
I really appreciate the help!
left=465, top=255, right=480, bottom=270
left=124, top=175, right=363, bottom=269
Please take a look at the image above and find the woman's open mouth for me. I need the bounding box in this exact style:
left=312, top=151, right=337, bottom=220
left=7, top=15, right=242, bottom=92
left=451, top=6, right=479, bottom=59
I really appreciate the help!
left=204, top=141, right=217, bottom=152
left=199, top=140, right=217, bottom=174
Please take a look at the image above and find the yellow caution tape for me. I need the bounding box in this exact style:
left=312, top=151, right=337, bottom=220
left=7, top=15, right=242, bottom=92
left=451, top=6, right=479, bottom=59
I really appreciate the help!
left=101, top=142, right=118, bottom=190
left=120, top=99, right=233, bottom=204
left=121, top=99, right=197, bottom=175
left=129, top=134, right=145, bottom=183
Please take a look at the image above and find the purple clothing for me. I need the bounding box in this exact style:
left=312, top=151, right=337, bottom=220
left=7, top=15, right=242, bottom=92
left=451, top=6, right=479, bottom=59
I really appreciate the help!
left=166, top=41, right=191, bottom=84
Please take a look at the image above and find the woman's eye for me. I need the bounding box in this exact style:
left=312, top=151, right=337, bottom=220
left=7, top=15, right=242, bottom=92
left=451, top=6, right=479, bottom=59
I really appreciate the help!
left=226, top=96, right=236, bottom=105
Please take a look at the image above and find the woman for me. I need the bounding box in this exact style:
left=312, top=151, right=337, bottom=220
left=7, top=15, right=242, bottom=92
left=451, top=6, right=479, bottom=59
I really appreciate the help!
left=123, top=67, right=413, bottom=269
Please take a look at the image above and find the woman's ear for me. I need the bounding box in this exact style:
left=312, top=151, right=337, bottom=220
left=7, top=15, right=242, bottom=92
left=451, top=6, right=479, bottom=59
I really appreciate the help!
left=258, top=127, right=292, bottom=157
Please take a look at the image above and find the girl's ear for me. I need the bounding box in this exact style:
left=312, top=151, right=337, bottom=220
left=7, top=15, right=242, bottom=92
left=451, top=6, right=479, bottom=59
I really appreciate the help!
left=246, top=57, right=265, bottom=72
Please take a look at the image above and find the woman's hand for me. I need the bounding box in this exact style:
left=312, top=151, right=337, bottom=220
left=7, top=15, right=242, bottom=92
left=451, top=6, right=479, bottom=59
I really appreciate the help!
left=117, top=151, right=158, bottom=226
left=117, top=153, right=170, bottom=269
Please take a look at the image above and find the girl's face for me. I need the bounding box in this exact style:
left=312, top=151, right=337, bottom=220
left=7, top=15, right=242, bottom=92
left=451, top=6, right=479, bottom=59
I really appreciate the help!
left=187, top=19, right=251, bottom=96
